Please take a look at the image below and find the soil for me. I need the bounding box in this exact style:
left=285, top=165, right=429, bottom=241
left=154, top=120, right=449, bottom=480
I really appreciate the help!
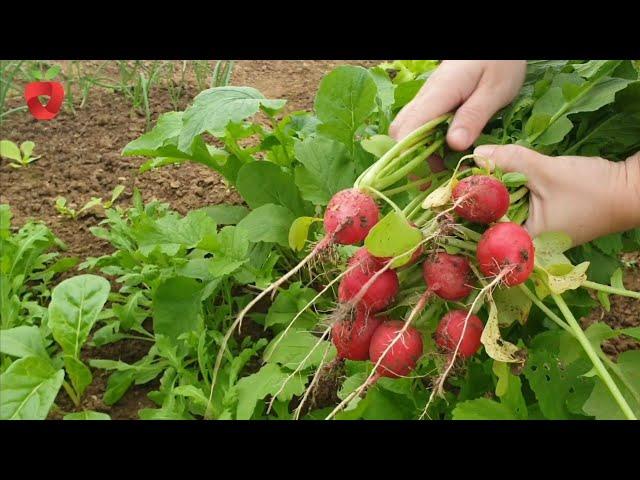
left=1, top=60, right=638, bottom=420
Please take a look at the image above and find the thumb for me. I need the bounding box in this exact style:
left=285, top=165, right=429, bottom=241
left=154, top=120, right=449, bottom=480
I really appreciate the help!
left=472, top=144, right=546, bottom=183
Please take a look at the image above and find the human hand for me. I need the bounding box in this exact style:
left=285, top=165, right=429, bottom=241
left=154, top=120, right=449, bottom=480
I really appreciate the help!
left=390, top=60, right=527, bottom=150
left=473, top=145, right=640, bottom=247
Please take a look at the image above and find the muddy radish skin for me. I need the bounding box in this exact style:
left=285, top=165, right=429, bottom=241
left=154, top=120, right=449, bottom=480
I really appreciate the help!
left=368, top=320, right=424, bottom=378
left=332, top=311, right=386, bottom=361
left=324, top=189, right=380, bottom=245
left=422, top=252, right=474, bottom=301
left=435, top=310, right=484, bottom=358
left=339, top=248, right=399, bottom=313
left=476, top=222, right=535, bottom=286
left=452, top=175, right=510, bottom=224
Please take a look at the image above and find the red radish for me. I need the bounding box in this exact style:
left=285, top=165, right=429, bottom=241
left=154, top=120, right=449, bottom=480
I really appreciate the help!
left=452, top=175, right=510, bottom=224
left=338, top=248, right=399, bottom=313
left=332, top=311, right=386, bottom=361
left=476, top=222, right=534, bottom=287
left=324, top=189, right=380, bottom=245
left=349, top=246, right=387, bottom=272
left=369, top=320, right=423, bottom=378
left=422, top=252, right=473, bottom=301
left=435, top=310, right=484, bottom=358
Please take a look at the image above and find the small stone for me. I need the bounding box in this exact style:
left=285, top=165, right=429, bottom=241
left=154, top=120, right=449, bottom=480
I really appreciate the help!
left=170, top=181, right=180, bottom=189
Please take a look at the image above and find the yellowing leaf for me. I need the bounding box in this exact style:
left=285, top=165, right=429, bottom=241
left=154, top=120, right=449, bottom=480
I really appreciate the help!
left=538, top=261, right=590, bottom=295
left=421, top=182, right=452, bottom=209
left=481, top=300, right=525, bottom=364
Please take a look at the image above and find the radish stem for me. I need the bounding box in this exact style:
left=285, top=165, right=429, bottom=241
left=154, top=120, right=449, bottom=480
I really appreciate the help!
left=582, top=281, right=640, bottom=300
left=551, top=293, right=636, bottom=420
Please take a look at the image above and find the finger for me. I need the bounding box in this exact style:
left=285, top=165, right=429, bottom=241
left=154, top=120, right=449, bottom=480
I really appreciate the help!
left=389, top=64, right=481, bottom=141
left=447, top=81, right=515, bottom=151
left=473, top=144, right=546, bottom=195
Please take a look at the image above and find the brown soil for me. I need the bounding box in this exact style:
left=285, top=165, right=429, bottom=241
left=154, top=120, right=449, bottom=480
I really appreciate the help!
left=2, top=60, right=637, bottom=420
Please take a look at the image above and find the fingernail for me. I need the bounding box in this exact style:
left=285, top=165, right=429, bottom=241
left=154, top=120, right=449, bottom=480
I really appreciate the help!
left=448, top=127, right=469, bottom=149
left=473, top=145, right=497, bottom=169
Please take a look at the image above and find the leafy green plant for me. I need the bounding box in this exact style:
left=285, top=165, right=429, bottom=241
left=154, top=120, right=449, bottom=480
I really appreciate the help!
left=55, top=185, right=125, bottom=220
left=0, top=140, right=42, bottom=168
left=117, top=59, right=639, bottom=420
left=0, top=274, right=111, bottom=419
left=0, top=204, right=78, bottom=331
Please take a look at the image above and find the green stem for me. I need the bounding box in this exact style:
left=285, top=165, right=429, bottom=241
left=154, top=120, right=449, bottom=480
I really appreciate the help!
left=551, top=293, right=636, bottom=420
left=363, top=186, right=403, bottom=215
left=509, top=186, right=529, bottom=204
left=62, top=380, right=81, bottom=407
left=443, top=237, right=477, bottom=252
left=382, top=176, right=434, bottom=197
left=376, top=138, right=445, bottom=190
left=356, top=113, right=451, bottom=188
left=517, top=284, right=572, bottom=334
left=583, top=281, right=640, bottom=299
left=378, top=140, right=430, bottom=178
left=454, top=225, right=482, bottom=242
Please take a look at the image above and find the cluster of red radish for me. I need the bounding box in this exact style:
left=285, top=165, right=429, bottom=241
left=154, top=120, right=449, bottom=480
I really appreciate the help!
left=326, top=173, right=535, bottom=381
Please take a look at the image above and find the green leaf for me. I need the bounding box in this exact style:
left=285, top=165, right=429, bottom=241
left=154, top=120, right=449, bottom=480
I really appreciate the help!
left=493, top=361, right=528, bottom=419
left=235, top=363, right=305, bottom=420
left=294, top=136, right=356, bottom=205
left=523, top=349, right=593, bottom=419
left=63, top=356, right=92, bottom=398
left=493, top=286, right=532, bottom=326
left=200, top=205, right=249, bottom=225
left=593, top=233, right=624, bottom=255
left=178, top=86, right=285, bottom=152
left=152, top=276, right=203, bottom=343
left=0, top=356, right=65, bottom=420
left=103, top=370, right=135, bottom=406
left=451, top=398, right=518, bottom=420
left=0, top=204, right=12, bottom=238
left=236, top=161, right=309, bottom=216
left=20, top=141, right=36, bottom=158
left=0, top=140, right=22, bottom=162
left=264, top=282, right=318, bottom=330
left=361, top=135, right=396, bottom=158
left=133, top=209, right=218, bottom=255
left=63, top=410, right=111, bottom=420
left=123, top=111, right=184, bottom=156
left=364, top=211, right=422, bottom=268
left=581, top=350, right=640, bottom=420
left=48, top=274, right=111, bottom=358
left=566, top=77, right=633, bottom=115
left=210, top=226, right=250, bottom=277
left=236, top=204, right=296, bottom=247
left=263, top=329, right=335, bottom=370
left=315, top=66, right=377, bottom=156
left=179, top=87, right=285, bottom=152
left=288, top=216, right=322, bottom=252
left=0, top=326, right=48, bottom=359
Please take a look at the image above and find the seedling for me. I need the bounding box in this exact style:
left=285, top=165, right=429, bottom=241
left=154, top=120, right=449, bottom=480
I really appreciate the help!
left=0, top=140, right=42, bottom=168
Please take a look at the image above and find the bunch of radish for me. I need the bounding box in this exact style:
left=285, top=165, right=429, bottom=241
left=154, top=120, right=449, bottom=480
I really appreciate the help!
left=213, top=116, right=544, bottom=420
